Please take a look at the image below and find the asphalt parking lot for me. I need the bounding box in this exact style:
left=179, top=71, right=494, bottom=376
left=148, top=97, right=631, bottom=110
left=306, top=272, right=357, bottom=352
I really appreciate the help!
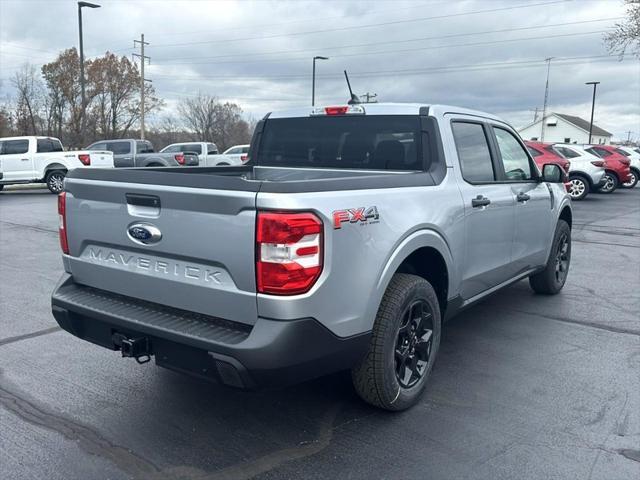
left=1, top=185, right=639, bottom=480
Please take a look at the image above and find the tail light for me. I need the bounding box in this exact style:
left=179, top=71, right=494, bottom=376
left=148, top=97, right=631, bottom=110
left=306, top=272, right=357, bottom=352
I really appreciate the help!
left=58, top=192, right=69, bottom=254
left=256, top=211, right=323, bottom=295
left=563, top=161, right=570, bottom=173
left=78, top=154, right=91, bottom=166
left=311, top=105, right=366, bottom=116
left=591, top=160, right=605, bottom=167
left=619, top=158, right=631, bottom=166
left=175, top=154, right=185, bottom=165
left=241, top=154, right=248, bottom=163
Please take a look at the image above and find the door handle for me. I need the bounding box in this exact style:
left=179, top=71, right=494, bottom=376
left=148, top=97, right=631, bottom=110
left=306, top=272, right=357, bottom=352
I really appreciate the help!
left=21, top=158, right=30, bottom=161
left=471, top=195, right=491, bottom=208
left=517, top=192, right=531, bottom=203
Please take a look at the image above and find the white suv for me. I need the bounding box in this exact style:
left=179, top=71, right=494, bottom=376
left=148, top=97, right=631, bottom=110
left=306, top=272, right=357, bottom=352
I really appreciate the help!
left=614, top=146, right=640, bottom=188
left=552, top=144, right=606, bottom=200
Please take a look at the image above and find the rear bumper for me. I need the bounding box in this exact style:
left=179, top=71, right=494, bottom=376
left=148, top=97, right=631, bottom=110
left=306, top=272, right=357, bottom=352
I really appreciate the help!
left=51, top=274, right=369, bottom=389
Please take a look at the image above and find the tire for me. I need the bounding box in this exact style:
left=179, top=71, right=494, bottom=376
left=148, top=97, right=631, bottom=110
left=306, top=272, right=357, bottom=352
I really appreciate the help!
left=352, top=273, right=441, bottom=411
left=567, top=175, right=589, bottom=201
left=217, top=162, right=230, bottom=166
left=621, top=169, right=638, bottom=189
left=529, top=220, right=571, bottom=295
left=597, top=172, right=618, bottom=193
left=0, top=185, right=4, bottom=192
left=45, top=170, right=66, bottom=194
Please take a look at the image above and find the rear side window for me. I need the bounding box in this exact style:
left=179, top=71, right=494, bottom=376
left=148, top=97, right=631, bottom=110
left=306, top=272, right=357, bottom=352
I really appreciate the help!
left=183, top=144, right=202, bottom=154
left=207, top=143, right=218, bottom=154
left=615, top=148, right=630, bottom=157
left=554, top=146, right=579, bottom=158
left=451, top=122, right=495, bottom=182
left=493, top=127, right=533, bottom=181
left=162, top=145, right=181, bottom=153
left=242, top=146, right=249, bottom=154
left=136, top=141, right=154, bottom=154
left=106, top=142, right=130, bottom=155
left=88, top=142, right=106, bottom=151
left=257, top=115, right=423, bottom=170
left=527, top=146, right=542, bottom=157
left=37, top=138, right=63, bottom=153
left=2, top=139, right=29, bottom=155
left=588, top=147, right=611, bottom=158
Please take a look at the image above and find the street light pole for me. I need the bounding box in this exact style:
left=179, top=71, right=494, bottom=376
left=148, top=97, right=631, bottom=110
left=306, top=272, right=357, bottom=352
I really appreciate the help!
left=586, top=81, right=600, bottom=144
left=312, top=56, right=328, bottom=106
left=78, top=1, right=101, bottom=144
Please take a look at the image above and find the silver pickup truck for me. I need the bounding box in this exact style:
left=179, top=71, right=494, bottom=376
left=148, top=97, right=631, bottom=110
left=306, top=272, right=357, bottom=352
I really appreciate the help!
left=52, top=103, right=572, bottom=411
left=86, top=139, right=199, bottom=168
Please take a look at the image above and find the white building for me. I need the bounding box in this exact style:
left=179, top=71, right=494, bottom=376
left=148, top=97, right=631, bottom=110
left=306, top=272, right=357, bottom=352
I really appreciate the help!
left=518, top=113, right=612, bottom=145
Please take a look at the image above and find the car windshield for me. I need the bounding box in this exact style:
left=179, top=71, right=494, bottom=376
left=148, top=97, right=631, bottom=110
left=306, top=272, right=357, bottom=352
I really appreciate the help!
left=257, top=115, right=423, bottom=170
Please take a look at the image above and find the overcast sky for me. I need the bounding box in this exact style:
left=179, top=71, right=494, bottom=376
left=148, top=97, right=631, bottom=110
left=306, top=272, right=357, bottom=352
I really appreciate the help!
left=1, top=0, right=638, bottom=140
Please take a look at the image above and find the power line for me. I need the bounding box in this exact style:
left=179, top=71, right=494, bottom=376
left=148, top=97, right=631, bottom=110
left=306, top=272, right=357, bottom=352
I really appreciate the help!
left=151, top=30, right=608, bottom=68
left=151, top=55, right=623, bottom=82
left=148, top=0, right=569, bottom=49
left=154, top=17, right=622, bottom=64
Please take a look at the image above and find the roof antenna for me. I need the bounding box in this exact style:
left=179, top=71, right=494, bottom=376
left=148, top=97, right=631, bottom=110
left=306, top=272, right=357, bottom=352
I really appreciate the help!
left=344, top=70, right=361, bottom=105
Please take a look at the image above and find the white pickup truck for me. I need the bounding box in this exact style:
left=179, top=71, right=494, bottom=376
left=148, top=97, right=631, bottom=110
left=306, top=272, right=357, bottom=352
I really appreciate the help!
left=0, top=136, right=113, bottom=193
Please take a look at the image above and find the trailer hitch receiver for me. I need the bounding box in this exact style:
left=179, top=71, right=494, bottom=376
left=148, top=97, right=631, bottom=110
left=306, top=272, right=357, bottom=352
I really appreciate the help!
left=112, top=333, right=151, bottom=364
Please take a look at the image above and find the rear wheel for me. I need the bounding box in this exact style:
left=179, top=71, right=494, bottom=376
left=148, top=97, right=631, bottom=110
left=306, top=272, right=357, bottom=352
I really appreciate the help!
left=529, top=220, right=571, bottom=294
left=622, top=169, right=638, bottom=189
left=0, top=185, right=4, bottom=192
left=45, top=170, right=66, bottom=194
left=352, top=273, right=441, bottom=411
left=217, top=162, right=230, bottom=166
left=598, top=172, right=618, bottom=193
left=567, top=175, right=589, bottom=200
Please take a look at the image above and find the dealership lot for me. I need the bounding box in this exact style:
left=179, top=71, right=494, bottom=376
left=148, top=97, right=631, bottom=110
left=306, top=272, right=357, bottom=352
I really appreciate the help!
left=1, top=187, right=639, bottom=480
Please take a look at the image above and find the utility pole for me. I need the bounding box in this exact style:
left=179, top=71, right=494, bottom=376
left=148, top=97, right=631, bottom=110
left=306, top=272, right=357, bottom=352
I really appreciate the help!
left=361, top=92, right=378, bottom=103
left=585, top=81, right=600, bottom=144
left=540, top=57, right=553, bottom=142
left=530, top=107, right=540, bottom=122
left=78, top=2, right=101, bottom=144
left=133, top=34, right=150, bottom=140
left=312, top=56, right=329, bottom=106
left=625, top=130, right=632, bottom=144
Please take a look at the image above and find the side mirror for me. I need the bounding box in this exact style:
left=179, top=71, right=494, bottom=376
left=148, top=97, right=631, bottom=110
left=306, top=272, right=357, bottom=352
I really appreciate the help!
left=542, top=163, right=567, bottom=183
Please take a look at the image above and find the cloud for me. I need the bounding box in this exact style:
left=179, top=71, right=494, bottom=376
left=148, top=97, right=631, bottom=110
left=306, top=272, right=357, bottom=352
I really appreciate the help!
left=0, top=0, right=638, bottom=140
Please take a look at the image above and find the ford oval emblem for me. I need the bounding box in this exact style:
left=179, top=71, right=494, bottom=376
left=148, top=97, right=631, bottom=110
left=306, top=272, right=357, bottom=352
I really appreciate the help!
left=127, top=223, right=162, bottom=245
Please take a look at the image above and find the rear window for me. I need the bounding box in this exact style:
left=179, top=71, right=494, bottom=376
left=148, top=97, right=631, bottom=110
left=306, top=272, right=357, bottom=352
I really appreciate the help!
left=257, top=116, right=423, bottom=170
left=37, top=138, right=63, bottom=153
left=105, top=142, right=130, bottom=155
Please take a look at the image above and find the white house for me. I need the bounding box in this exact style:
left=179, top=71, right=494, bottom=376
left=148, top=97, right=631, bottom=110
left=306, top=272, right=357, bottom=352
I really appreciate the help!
left=518, top=113, right=612, bottom=145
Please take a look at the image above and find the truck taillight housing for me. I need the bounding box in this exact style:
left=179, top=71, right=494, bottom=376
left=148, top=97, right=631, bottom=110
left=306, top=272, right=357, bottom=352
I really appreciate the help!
left=241, top=154, right=248, bottom=163
left=256, top=211, right=323, bottom=295
left=58, top=192, right=69, bottom=254
left=175, top=154, right=185, bottom=165
left=78, top=154, right=91, bottom=166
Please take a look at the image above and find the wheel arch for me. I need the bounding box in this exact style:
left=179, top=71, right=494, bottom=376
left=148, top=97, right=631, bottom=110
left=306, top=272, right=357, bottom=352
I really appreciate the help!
left=568, top=171, right=592, bottom=187
left=559, top=204, right=572, bottom=229
left=43, top=163, right=68, bottom=179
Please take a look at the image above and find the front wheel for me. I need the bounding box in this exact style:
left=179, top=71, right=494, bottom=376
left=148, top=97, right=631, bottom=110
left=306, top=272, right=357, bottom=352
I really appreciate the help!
left=568, top=176, right=589, bottom=200
left=45, top=170, right=66, bottom=194
left=598, top=172, right=618, bottom=193
left=351, top=273, right=441, bottom=411
left=622, top=169, right=638, bottom=189
left=0, top=184, right=4, bottom=192
left=529, top=220, right=571, bottom=295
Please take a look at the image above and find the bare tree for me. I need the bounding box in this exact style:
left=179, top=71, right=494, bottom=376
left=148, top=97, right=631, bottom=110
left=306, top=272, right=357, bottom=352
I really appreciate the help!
left=604, top=0, right=640, bottom=58
left=12, top=64, right=45, bottom=135
left=178, top=93, right=251, bottom=150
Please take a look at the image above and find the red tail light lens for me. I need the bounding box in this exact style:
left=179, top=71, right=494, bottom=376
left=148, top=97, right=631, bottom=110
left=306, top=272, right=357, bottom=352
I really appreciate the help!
left=58, top=192, right=69, bottom=254
left=591, top=160, right=605, bottom=167
left=256, top=211, right=323, bottom=295
left=175, top=154, right=185, bottom=165
left=619, top=158, right=631, bottom=166
left=240, top=154, right=248, bottom=163
left=78, top=154, right=91, bottom=166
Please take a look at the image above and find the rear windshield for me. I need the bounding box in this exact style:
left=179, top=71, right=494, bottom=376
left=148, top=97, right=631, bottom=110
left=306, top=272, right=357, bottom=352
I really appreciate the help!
left=257, top=115, right=423, bottom=170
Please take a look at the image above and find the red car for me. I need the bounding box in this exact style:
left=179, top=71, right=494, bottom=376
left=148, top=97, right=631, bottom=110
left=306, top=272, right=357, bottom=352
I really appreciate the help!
left=524, top=141, right=570, bottom=173
left=584, top=145, right=632, bottom=193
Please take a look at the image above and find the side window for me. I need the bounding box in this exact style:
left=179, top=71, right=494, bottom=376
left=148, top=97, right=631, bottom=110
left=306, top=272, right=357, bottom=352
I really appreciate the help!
left=493, top=127, right=533, bottom=181
left=451, top=122, right=495, bottom=182
left=184, top=144, right=202, bottom=154
left=106, top=142, right=130, bottom=155
left=242, top=146, right=249, bottom=154
left=163, top=145, right=180, bottom=153
left=228, top=147, right=240, bottom=155
left=527, top=146, right=542, bottom=157
left=3, top=139, right=30, bottom=155
left=591, top=147, right=611, bottom=157
left=88, top=142, right=107, bottom=151
left=555, top=146, right=579, bottom=159
left=37, top=139, right=53, bottom=153
left=207, top=143, right=218, bottom=154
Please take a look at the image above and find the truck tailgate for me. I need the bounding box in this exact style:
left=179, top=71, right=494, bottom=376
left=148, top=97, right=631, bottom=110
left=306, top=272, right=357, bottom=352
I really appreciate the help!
left=63, top=177, right=258, bottom=326
left=88, top=151, right=114, bottom=167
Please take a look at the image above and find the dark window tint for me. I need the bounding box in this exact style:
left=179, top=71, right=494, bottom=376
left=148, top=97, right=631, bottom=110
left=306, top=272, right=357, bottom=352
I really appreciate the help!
left=106, top=141, right=131, bottom=155
left=527, top=146, right=542, bottom=157
left=37, top=138, right=63, bottom=153
left=564, top=137, right=571, bottom=143
left=257, top=116, right=422, bottom=170
left=554, top=146, right=579, bottom=159
left=182, top=144, right=202, bottom=154
left=588, top=147, right=611, bottom=158
left=136, top=141, right=154, bottom=154
left=207, top=143, right=218, bottom=154
left=451, top=122, right=495, bottom=182
left=615, top=148, right=630, bottom=157
left=242, top=146, right=249, bottom=154
left=162, top=145, right=181, bottom=153
left=2, top=139, right=29, bottom=155
left=493, top=127, right=533, bottom=181
left=87, top=142, right=106, bottom=151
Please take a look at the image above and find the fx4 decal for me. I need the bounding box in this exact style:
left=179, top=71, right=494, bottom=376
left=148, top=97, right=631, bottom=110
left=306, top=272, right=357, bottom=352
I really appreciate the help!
left=333, top=207, right=380, bottom=229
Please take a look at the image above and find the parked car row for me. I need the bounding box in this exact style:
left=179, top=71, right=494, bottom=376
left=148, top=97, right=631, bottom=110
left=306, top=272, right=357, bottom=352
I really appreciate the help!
left=524, top=140, right=637, bottom=200
left=0, top=135, right=251, bottom=193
